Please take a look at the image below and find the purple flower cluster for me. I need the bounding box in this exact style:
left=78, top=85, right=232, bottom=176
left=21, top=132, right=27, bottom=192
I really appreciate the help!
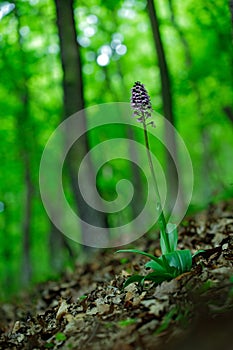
left=130, top=81, right=154, bottom=126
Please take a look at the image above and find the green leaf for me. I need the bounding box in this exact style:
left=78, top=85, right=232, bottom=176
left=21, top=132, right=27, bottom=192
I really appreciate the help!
left=192, top=249, right=205, bottom=258
left=55, top=333, right=66, bottom=341
left=160, top=254, right=177, bottom=274
left=116, top=249, right=165, bottom=268
left=145, top=259, right=167, bottom=273
left=118, top=318, right=137, bottom=327
left=163, top=250, right=192, bottom=274
left=160, top=223, right=178, bottom=254
left=143, top=270, right=174, bottom=284
left=123, top=274, right=144, bottom=288
left=167, top=223, right=178, bottom=251
left=79, top=295, right=87, bottom=300
left=154, top=307, right=178, bottom=335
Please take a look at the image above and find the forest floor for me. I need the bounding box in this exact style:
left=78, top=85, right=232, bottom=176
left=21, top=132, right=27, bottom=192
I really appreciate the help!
left=0, top=200, right=233, bottom=350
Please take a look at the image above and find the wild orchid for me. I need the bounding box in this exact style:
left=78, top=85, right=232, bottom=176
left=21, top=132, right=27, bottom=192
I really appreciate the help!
left=116, top=81, right=193, bottom=288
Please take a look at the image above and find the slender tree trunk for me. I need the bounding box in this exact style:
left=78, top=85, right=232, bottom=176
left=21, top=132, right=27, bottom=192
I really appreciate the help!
left=229, top=0, right=233, bottom=24
left=54, top=0, right=109, bottom=248
left=49, top=221, right=75, bottom=271
left=1, top=203, right=13, bottom=295
left=21, top=154, right=33, bottom=285
left=147, top=0, right=184, bottom=215
left=223, top=106, right=233, bottom=124
left=14, top=1, right=33, bottom=285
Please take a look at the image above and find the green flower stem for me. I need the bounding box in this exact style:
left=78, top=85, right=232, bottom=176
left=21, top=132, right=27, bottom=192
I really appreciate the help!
left=143, top=120, right=171, bottom=253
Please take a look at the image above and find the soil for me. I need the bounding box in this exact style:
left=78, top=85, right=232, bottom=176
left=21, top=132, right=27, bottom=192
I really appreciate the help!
left=0, top=200, right=233, bottom=350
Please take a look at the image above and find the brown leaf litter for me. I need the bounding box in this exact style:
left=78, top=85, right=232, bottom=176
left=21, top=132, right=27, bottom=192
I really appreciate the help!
left=0, top=200, right=233, bottom=350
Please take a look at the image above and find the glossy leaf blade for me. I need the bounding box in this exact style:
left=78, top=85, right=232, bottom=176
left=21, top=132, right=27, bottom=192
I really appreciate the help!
left=116, top=249, right=165, bottom=268
left=143, top=271, right=174, bottom=284
left=160, top=223, right=178, bottom=255
left=164, top=250, right=192, bottom=274
left=123, top=274, right=144, bottom=288
left=145, top=260, right=167, bottom=273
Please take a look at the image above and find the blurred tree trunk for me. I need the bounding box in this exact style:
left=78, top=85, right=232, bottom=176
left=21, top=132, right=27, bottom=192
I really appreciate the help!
left=54, top=0, right=109, bottom=248
left=223, top=106, right=233, bottom=124
left=230, top=0, right=233, bottom=24
left=21, top=154, right=33, bottom=285
left=14, top=2, right=33, bottom=285
left=147, top=0, right=184, bottom=215
left=49, top=221, right=75, bottom=271
left=1, top=204, right=14, bottom=295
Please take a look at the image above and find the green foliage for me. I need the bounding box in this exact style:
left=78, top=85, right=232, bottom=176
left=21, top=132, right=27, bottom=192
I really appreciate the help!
left=55, top=332, right=67, bottom=341
left=160, top=223, right=178, bottom=254
left=79, top=295, right=87, bottom=300
left=117, top=246, right=192, bottom=288
left=198, top=280, right=214, bottom=294
left=118, top=318, right=138, bottom=327
left=229, top=276, right=233, bottom=297
left=154, top=307, right=178, bottom=335
left=120, top=257, right=129, bottom=264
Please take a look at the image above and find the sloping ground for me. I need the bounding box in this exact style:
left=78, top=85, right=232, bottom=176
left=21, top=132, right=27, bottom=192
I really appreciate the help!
left=0, top=200, right=233, bottom=350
